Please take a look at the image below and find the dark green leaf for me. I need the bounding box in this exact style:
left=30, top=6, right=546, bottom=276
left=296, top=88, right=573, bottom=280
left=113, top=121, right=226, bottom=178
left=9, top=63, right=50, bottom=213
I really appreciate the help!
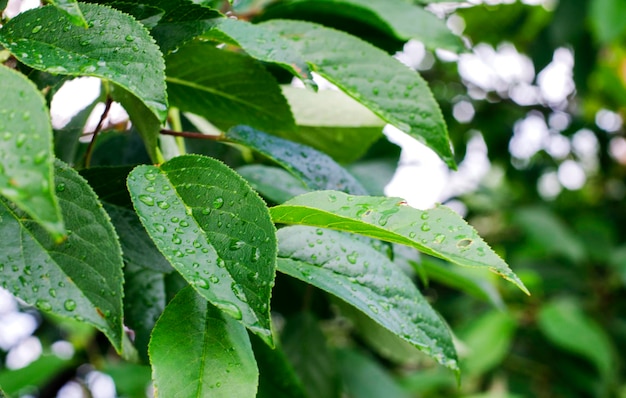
left=280, top=86, right=385, bottom=163
left=150, top=286, right=259, bottom=397
left=47, top=0, right=88, bottom=27
left=127, top=155, right=276, bottom=344
left=236, top=164, right=310, bottom=204
left=270, top=190, right=528, bottom=294
left=0, top=161, right=124, bottom=351
left=0, top=65, right=64, bottom=239
left=261, top=19, right=456, bottom=168
left=209, top=18, right=315, bottom=87
left=166, top=43, right=295, bottom=134
left=0, top=3, right=168, bottom=123
left=102, top=363, right=152, bottom=398
left=80, top=166, right=134, bottom=208
left=282, top=313, right=340, bottom=398
left=227, top=126, right=367, bottom=194
left=277, top=226, right=458, bottom=371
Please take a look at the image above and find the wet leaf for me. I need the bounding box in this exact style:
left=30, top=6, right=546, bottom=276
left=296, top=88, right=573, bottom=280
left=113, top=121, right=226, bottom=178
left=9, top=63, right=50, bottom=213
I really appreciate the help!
left=0, top=65, right=64, bottom=240
left=0, top=161, right=124, bottom=352
left=47, top=0, right=87, bottom=27
left=227, top=126, right=367, bottom=195
left=166, top=43, right=295, bottom=134
left=277, top=226, right=458, bottom=372
left=0, top=3, right=168, bottom=123
left=261, top=20, right=456, bottom=168
left=270, top=190, right=528, bottom=294
left=150, top=286, right=258, bottom=398
left=127, top=154, right=276, bottom=345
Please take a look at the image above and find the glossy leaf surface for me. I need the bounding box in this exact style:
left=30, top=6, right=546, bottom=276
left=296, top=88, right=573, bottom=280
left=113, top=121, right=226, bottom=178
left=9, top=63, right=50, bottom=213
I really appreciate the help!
left=261, top=19, right=455, bottom=168
left=0, top=3, right=168, bottom=122
left=150, top=286, right=259, bottom=398
left=271, top=190, right=527, bottom=294
left=227, top=126, right=367, bottom=195
left=0, top=161, right=124, bottom=351
left=47, top=0, right=87, bottom=27
left=0, top=65, right=64, bottom=239
left=127, top=155, right=276, bottom=344
left=277, top=226, right=458, bottom=371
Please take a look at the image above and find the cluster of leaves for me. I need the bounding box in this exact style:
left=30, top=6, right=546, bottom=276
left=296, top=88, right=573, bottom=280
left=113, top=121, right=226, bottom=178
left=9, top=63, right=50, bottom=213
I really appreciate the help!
left=0, top=0, right=528, bottom=397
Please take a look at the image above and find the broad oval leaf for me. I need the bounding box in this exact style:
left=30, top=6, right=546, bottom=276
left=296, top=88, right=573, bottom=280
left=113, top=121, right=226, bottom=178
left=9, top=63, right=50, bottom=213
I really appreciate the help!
left=0, top=3, right=168, bottom=123
left=227, top=126, right=367, bottom=195
left=0, top=65, right=64, bottom=239
left=150, top=286, right=259, bottom=398
left=261, top=19, right=456, bottom=168
left=270, top=190, right=528, bottom=294
left=127, top=154, right=276, bottom=344
left=236, top=164, right=310, bottom=204
left=277, top=226, right=458, bottom=371
left=0, top=161, right=124, bottom=351
left=166, top=43, right=295, bottom=134
left=263, top=0, right=464, bottom=52
left=48, top=0, right=88, bottom=27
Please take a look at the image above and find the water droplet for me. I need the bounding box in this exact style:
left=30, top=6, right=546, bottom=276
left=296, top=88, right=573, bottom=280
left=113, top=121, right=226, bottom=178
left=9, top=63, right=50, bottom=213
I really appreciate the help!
left=346, top=251, right=358, bottom=264
left=457, top=238, right=473, bottom=249
left=157, top=201, right=170, bottom=209
left=433, top=234, right=446, bottom=244
left=195, top=278, right=210, bottom=289
left=154, top=223, right=166, bottom=233
left=56, top=183, right=66, bottom=192
left=144, top=171, right=157, bottom=181
left=80, top=40, right=90, bottom=46
left=229, top=240, right=245, bottom=251
left=213, top=197, right=224, bottom=209
left=138, top=195, right=154, bottom=206
left=409, top=231, right=417, bottom=238
left=36, top=299, right=51, bottom=311
left=421, top=223, right=431, bottom=232
left=251, top=247, right=261, bottom=262
left=217, top=258, right=226, bottom=268
left=214, top=301, right=242, bottom=320
left=49, top=288, right=56, bottom=298
left=125, top=35, right=134, bottom=42
left=368, top=304, right=379, bottom=314
left=64, top=299, right=77, bottom=311
left=171, top=235, right=182, bottom=244
left=420, top=213, right=429, bottom=220
left=209, top=275, right=220, bottom=283
left=372, top=88, right=379, bottom=95
left=231, top=283, right=248, bottom=303
left=15, top=133, right=26, bottom=148
left=316, top=228, right=324, bottom=235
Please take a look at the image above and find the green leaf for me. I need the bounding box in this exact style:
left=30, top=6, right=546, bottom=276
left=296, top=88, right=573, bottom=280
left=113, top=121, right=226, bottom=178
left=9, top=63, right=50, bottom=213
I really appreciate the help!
left=538, top=298, right=614, bottom=378
left=47, top=0, right=88, bottom=27
left=80, top=166, right=134, bottom=208
left=277, top=226, right=458, bottom=371
left=127, top=154, right=276, bottom=344
left=237, top=164, right=310, bottom=204
left=0, top=161, right=124, bottom=352
left=282, top=313, right=340, bottom=398
left=227, top=126, right=368, bottom=195
left=251, top=334, right=308, bottom=398
left=336, top=348, right=411, bottom=398
left=150, top=286, right=259, bottom=398
left=270, top=190, right=528, bottom=294
left=261, top=19, right=456, bottom=168
left=209, top=18, right=315, bottom=88
left=280, top=86, right=385, bottom=163
left=166, top=43, right=295, bottom=134
left=264, top=0, right=464, bottom=52
left=0, top=354, right=75, bottom=396
left=0, top=3, right=168, bottom=123
left=0, top=65, right=64, bottom=240
left=590, top=0, right=626, bottom=44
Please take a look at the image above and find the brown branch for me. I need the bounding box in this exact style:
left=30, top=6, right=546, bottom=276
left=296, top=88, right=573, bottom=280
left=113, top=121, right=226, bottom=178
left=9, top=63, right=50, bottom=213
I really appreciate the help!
left=160, top=129, right=224, bottom=140
left=84, top=98, right=113, bottom=168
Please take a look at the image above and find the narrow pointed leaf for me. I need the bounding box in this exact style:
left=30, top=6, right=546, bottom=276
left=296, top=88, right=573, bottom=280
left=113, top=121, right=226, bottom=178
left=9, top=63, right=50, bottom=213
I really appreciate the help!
left=277, top=226, right=458, bottom=371
left=261, top=20, right=455, bottom=168
left=227, top=126, right=367, bottom=195
left=264, top=0, right=464, bottom=52
left=0, top=161, right=124, bottom=351
left=0, top=3, right=168, bottom=123
left=150, top=286, right=259, bottom=398
left=47, top=0, right=88, bottom=27
left=270, top=190, right=528, bottom=294
left=127, top=154, right=276, bottom=344
left=209, top=18, right=315, bottom=87
left=0, top=65, right=64, bottom=239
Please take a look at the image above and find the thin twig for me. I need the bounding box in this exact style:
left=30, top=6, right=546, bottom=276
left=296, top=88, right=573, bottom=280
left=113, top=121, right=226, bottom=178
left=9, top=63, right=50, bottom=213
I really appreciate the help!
left=84, top=97, right=113, bottom=168
left=160, top=129, right=224, bottom=140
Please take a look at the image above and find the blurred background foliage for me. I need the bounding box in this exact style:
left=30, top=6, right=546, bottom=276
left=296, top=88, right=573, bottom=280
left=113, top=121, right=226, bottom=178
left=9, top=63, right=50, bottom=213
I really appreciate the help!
left=2, top=0, right=626, bottom=397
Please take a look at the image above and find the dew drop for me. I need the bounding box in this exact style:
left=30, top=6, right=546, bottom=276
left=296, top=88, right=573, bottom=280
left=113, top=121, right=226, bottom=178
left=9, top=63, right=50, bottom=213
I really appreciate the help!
left=231, top=283, right=248, bottom=303
left=36, top=299, right=52, bottom=311
left=215, top=301, right=242, bottom=320
left=434, top=234, right=446, bottom=244
left=15, top=133, right=26, bottom=148
left=421, top=223, right=431, bottom=232
left=154, top=223, right=166, bottom=233
left=209, top=275, right=220, bottom=283
left=157, top=200, right=170, bottom=209
left=138, top=195, right=154, bottom=206
left=213, top=197, right=224, bottom=209
left=457, top=238, right=473, bottom=249
left=64, top=299, right=77, bottom=311
left=408, top=231, right=416, bottom=238
left=144, top=171, right=157, bottom=181
left=195, top=278, right=210, bottom=289
left=125, top=35, right=134, bottom=42
left=49, top=288, right=56, bottom=298
left=229, top=240, right=245, bottom=251
left=56, top=183, right=66, bottom=192
left=346, top=251, right=358, bottom=264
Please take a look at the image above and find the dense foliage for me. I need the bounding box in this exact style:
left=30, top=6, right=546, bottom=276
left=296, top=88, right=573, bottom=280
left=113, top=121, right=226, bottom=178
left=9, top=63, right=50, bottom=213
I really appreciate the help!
left=1, top=0, right=624, bottom=397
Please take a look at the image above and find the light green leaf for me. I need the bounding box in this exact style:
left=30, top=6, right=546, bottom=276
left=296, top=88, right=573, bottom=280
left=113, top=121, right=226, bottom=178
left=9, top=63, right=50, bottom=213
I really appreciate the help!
left=0, top=3, right=168, bottom=123
left=282, top=313, right=340, bottom=398
left=127, top=155, right=276, bottom=344
left=590, top=0, right=626, bottom=44
left=209, top=18, right=315, bottom=88
left=166, top=43, right=295, bottom=134
left=270, top=190, right=528, bottom=294
left=277, top=226, right=458, bottom=371
left=0, top=65, right=64, bottom=240
left=227, top=126, right=367, bottom=195
left=236, top=164, right=310, bottom=204
left=280, top=86, right=385, bottom=163
left=0, top=161, right=124, bottom=352
left=0, top=354, right=75, bottom=396
left=538, top=298, right=614, bottom=378
left=150, top=286, right=259, bottom=398
left=47, top=0, right=88, bottom=27
left=264, top=0, right=464, bottom=52
left=261, top=19, right=455, bottom=168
